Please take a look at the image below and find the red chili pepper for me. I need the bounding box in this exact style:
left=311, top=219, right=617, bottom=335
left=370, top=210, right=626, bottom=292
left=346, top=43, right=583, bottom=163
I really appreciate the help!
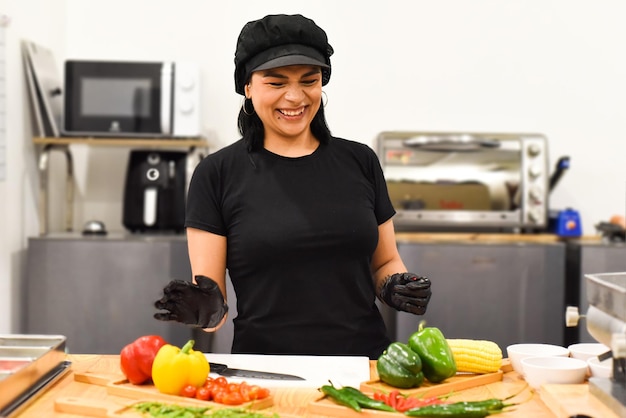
left=389, top=390, right=399, bottom=410
left=396, top=396, right=407, bottom=411
left=119, top=335, right=167, bottom=384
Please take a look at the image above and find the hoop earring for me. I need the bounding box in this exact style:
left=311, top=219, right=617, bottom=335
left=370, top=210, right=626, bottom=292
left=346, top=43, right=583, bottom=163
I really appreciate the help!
left=321, top=90, right=328, bottom=108
left=242, top=97, right=255, bottom=115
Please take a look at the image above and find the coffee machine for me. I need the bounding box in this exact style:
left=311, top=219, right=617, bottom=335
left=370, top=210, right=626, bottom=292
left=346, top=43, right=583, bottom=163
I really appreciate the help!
left=123, top=150, right=187, bottom=233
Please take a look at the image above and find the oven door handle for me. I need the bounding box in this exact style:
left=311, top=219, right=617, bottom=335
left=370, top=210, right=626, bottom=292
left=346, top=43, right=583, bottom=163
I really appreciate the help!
left=403, top=135, right=501, bottom=152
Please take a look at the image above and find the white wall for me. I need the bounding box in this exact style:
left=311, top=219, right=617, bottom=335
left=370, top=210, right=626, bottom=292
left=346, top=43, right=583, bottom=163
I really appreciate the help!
left=2, top=0, right=625, bottom=332
left=59, top=0, right=626, bottom=235
left=0, top=0, right=66, bottom=333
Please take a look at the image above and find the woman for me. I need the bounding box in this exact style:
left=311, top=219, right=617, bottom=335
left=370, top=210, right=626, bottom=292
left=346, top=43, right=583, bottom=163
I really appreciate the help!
left=154, top=14, right=431, bottom=358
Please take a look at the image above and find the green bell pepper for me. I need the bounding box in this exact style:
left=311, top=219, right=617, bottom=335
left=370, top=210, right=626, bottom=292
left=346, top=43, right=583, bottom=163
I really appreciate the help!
left=408, top=321, right=457, bottom=383
left=376, top=342, right=424, bottom=389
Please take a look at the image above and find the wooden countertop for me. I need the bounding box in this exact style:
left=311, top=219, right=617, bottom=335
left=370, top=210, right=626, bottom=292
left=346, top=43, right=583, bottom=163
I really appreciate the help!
left=394, top=232, right=602, bottom=244
left=13, top=354, right=619, bottom=418
left=33, top=137, right=208, bottom=148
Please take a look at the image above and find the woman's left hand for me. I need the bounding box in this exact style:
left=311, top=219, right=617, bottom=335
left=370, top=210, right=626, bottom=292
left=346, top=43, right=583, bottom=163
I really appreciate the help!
left=379, top=273, right=431, bottom=315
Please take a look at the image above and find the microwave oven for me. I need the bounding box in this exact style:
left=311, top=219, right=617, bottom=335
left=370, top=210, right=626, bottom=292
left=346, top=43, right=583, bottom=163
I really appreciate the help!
left=63, top=60, right=201, bottom=138
left=378, top=131, right=550, bottom=232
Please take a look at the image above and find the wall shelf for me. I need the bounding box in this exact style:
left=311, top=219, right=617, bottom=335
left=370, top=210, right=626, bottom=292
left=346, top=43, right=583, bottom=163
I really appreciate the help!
left=33, top=136, right=208, bottom=148
left=34, top=136, right=209, bottom=235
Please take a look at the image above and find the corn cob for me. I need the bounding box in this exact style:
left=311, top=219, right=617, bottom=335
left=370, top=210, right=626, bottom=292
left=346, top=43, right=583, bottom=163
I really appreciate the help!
left=446, top=339, right=503, bottom=374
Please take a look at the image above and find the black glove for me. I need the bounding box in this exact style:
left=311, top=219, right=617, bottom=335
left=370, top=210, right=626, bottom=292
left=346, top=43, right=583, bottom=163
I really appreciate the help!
left=379, top=273, right=431, bottom=315
left=154, top=275, right=228, bottom=328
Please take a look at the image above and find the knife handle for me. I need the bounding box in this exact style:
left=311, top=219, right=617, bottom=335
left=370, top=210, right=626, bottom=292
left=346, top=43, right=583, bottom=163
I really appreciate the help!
left=209, top=362, right=228, bottom=373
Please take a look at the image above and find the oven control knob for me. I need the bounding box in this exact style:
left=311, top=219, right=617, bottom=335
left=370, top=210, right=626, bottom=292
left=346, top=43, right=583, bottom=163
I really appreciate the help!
left=565, top=306, right=581, bottom=327
left=528, top=207, right=544, bottom=223
left=528, top=186, right=544, bottom=204
left=528, top=164, right=542, bottom=179
left=527, top=143, right=542, bottom=157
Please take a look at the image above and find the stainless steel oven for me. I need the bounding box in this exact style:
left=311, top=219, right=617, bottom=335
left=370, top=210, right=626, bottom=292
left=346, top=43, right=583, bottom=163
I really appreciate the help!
left=378, top=131, right=549, bottom=232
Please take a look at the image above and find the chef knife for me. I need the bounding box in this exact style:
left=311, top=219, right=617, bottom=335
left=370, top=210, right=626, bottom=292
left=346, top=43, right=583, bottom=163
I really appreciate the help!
left=209, top=362, right=305, bottom=380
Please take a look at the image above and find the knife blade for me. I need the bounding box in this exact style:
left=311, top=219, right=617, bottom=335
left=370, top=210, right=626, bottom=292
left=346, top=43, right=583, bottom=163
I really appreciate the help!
left=209, top=362, right=305, bottom=380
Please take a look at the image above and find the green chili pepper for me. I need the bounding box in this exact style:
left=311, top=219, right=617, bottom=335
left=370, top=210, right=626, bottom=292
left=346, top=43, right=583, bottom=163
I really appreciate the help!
left=408, top=321, right=457, bottom=383
left=404, top=403, right=494, bottom=417
left=404, top=398, right=515, bottom=417
left=457, top=399, right=507, bottom=410
left=338, top=386, right=397, bottom=412
left=377, top=342, right=425, bottom=389
left=320, top=384, right=361, bottom=411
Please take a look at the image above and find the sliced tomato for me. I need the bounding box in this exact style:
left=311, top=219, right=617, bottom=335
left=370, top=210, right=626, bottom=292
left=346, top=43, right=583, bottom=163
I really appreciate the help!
left=180, top=384, right=197, bottom=398
left=255, top=387, right=270, bottom=400
left=221, top=391, right=244, bottom=405
left=238, top=382, right=251, bottom=402
left=212, top=389, right=227, bottom=404
left=195, top=386, right=211, bottom=401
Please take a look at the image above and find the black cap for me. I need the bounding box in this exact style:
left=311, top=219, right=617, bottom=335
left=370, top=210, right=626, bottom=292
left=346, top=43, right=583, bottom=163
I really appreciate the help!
left=234, top=14, right=333, bottom=95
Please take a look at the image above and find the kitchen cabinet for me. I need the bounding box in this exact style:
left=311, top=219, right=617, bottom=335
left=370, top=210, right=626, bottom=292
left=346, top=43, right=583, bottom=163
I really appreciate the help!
left=34, top=136, right=208, bottom=235
left=394, top=237, right=566, bottom=352
left=22, top=234, right=212, bottom=354
left=565, top=239, right=626, bottom=344
left=23, top=233, right=566, bottom=355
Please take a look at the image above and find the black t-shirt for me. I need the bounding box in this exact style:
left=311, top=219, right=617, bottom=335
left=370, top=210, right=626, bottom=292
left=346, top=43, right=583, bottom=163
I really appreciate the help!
left=185, top=137, right=395, bottom=358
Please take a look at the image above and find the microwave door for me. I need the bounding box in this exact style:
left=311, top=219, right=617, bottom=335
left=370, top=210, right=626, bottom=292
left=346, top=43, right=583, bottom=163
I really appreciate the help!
left=160, top=62, right=174, bottom=135
left=64, top=61, right=164, bottom=137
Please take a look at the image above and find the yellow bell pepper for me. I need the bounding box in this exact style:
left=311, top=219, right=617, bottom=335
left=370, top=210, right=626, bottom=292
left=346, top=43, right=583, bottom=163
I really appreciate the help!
left=151, top=339, right=209, bottom=395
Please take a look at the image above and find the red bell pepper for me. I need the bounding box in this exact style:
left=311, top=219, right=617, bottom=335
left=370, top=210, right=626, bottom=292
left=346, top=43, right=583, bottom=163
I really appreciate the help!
left=120, top=335, right=167, bottom=384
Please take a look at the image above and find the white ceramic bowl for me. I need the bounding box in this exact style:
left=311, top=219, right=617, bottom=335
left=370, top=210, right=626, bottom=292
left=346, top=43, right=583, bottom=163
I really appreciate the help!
left=521, top=356, right=588, bottom=389
left=567, top=343, right=610, bottom=361
left=506, top=343, right=570, bottom=375
left=587, top=356, right=613, bottom=378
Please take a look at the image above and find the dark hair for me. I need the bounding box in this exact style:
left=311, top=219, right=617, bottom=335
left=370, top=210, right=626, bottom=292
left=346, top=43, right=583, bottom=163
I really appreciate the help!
left=237, top=98, right=332, bottom=152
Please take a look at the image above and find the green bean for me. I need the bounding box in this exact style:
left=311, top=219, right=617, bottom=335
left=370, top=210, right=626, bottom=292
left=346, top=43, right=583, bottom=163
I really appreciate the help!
left=133, top=402, right=209, bottom=418
left=132, top=402, right=281, bottom=418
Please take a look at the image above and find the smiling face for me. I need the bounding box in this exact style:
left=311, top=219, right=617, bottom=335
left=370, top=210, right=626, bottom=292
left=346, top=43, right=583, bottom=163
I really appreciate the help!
left=245, top=65, right=323, bottom=149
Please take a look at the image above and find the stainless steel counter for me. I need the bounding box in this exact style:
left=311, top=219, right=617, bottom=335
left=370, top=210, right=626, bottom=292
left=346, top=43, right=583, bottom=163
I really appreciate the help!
left=22, top=234, right=211, bottom=354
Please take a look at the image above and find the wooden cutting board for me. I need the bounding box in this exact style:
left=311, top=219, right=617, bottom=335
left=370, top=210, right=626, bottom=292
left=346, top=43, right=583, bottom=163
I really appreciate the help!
left=73, top=372, right=273, bottom=411
left=55, top=397, right=181, bottom=417
left=106, top=379, right=273, bottom=410
left=309, top=369, right=505, bottom=417
left=359, top=371, right=503, bottom=398
left=308, top=397, right=403, bottom=418
left=540, top=383, right=620, bottom=418
left=54, top=396, right=275, bottom=417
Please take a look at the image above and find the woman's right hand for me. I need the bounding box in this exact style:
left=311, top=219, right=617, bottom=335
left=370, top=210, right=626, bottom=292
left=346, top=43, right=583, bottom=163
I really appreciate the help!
left=154, top=275, right=228, bottom=329
left=379, top=273, right=431, bottom=315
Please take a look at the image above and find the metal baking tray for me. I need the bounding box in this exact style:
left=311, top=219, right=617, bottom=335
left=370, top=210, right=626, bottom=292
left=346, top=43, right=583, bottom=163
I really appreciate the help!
left=586, top=272, right=626, bottom=322
left=0, top=334, right=67, bottom=416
